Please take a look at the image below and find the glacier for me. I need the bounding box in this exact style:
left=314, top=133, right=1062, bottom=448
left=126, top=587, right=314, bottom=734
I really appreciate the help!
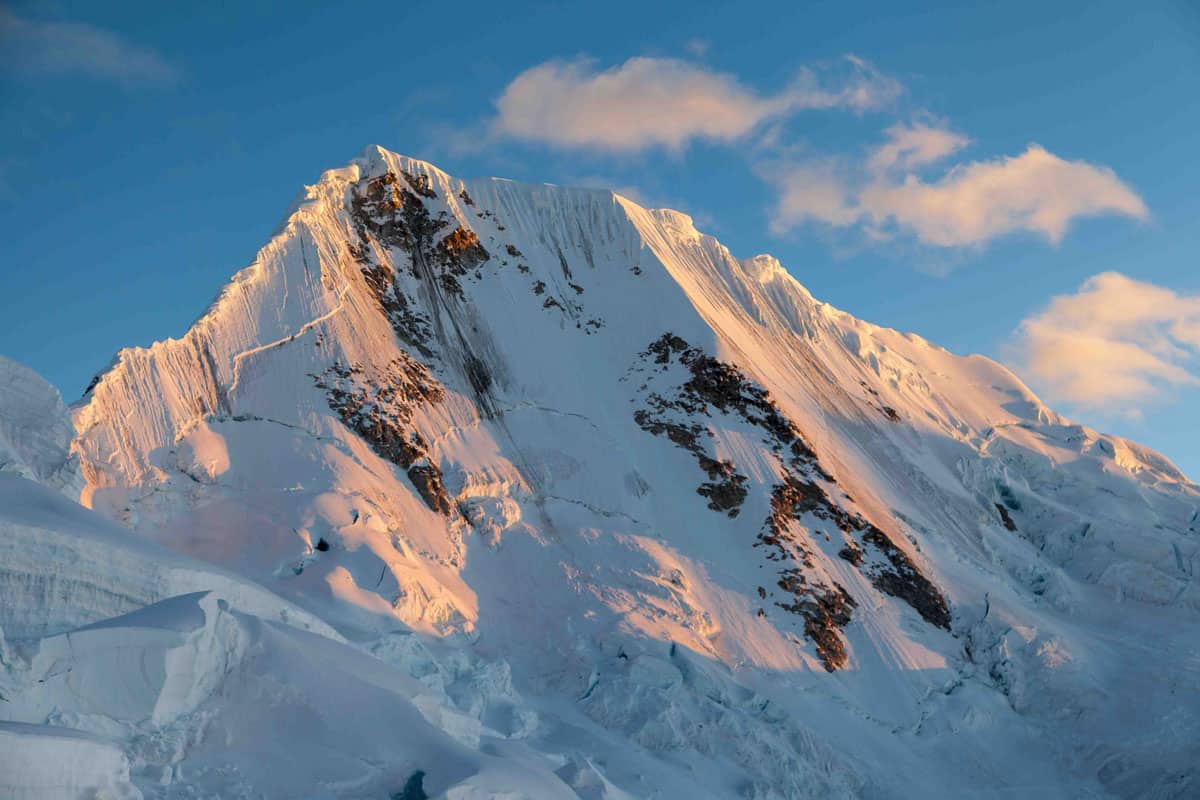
left=1, top=146, right=1197, bottom=798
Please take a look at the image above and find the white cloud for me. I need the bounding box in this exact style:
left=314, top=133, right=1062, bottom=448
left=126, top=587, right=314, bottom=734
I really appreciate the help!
left=490, top=55, right=901, bottom=152
left=866, top=121, right=968, bottom=173
left=859, top=145, right=1148, bottom=246
left=0, top=9, right=176, bottom=86
left=763, top=160, right=859, bottom=234
left=767, top=123, right=1148, bottom=248
left=1008, top=272, right=1200, bottom=413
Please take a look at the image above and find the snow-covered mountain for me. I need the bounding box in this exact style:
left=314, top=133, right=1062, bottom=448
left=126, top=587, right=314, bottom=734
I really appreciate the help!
left=4, top=146, right=1198, bottom=798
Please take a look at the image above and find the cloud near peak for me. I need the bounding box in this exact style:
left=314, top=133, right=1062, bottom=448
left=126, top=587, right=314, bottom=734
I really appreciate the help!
left=767, top=123, right=1148, bottom=248
left=482, top=55, right=1146, bottom=254
left=1008, top=272, right=1200, bottom=414
left=490, top=55, right=902, bottom=152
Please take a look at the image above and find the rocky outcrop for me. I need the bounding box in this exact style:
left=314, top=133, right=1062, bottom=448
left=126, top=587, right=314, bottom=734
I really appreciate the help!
left=314, top=357, right=452, bottom=515
left=349, top=169, right=491, bottom=303
left=630, top=333, right=949, bottom=669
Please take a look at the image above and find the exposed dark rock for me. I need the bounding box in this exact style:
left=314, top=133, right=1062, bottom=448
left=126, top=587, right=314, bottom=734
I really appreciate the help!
left=881, top=405, right=900, bottom=422
left=697, top=468, right=748, bottom=517
left=838, top=541, right=864, bottom=565
left=505, top=244, right=523, bottom=258
left=463, top=353, right=493, bottom=399
left=358, top=260, right=435, bottom=359
left=314, top=357, right=452, bottom=515
left=861, top=526, right=951, bottom=629
left=437, top=227, right=488, bottom=275
left=775, top=569, right=857, bottom=671
left=315, top=537, right=330, bottom=552
left=392, top=770, right=429, bottom=800
left=351, top=171, right=444, bottom=253
left=349, top=170, right=490, bottom=307
left=347, top=171, right=512, bottom=427
left=628, top=332, right=952, bottom=667
left=995, top=503, right=1018, bottom=532
left=769, top=477, right=829, bottom=529
left=557, top=250, right=573, bottom=280
left=438, top=272, right=464, bottom=297
left=407, top=465, right=453, bottom=516
left=631, top=334, right=828, bottom=521
left=632, top=406, right=750, bottom=516
left=402, top=169, right=436, bottom=199
left=996, top=483, right=1022, bottom=511
left=632, top=413, right=702, bottom=450
left=458, top=188, right=475, bottom=206
left=532, top=280, right=546, bottom=295
left=644, top=333, right=688, bottom=365
left=640, top=334, right=823, bottom=468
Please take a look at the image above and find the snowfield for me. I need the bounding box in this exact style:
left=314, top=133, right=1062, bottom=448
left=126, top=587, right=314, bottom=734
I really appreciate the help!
left=1, top=146, right=1197, bottom=798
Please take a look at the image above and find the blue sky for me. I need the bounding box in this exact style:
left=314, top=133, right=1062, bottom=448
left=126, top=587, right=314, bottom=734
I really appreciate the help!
left=2, top=1, right=1198, bottom=477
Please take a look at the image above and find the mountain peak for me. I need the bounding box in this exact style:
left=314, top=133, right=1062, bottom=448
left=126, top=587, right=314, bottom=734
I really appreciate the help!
left=48, top=148, right=1200, bottom=797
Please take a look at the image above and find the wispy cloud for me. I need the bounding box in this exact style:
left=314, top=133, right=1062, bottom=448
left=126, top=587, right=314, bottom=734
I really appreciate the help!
left=764, top=159, right=860, bottom=233
left=488, top=55, right=901, bottom=152
left=766, top=122, right=1148, bottom=248
left=683, top=38, right=710, bottom=59
left=1007, top=272, right=1200, bottom=414
left=0, top=8, right=176, bottom=87
left=866, top=121, right=969, bottom=173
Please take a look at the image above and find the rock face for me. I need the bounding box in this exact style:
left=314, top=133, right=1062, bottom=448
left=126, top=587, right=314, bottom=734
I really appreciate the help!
left=40, top=146, right=1200, bottom=798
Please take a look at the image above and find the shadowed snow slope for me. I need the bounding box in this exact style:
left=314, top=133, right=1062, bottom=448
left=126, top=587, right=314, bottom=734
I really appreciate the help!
left=0, top=355, right=82, bottom=495
left=5, top=146, right=1198, bottom=798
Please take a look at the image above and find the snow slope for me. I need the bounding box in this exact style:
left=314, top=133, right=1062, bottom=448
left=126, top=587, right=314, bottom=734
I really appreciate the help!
left=7, top=145, right=1199, bottom=797
left=0, top=469, right=579, bottom=798
left=0, top=355, right=82, bottom=495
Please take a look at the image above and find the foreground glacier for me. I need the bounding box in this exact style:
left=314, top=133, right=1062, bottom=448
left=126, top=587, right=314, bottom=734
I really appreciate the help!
left=2, top=146, right=1198, bottom=798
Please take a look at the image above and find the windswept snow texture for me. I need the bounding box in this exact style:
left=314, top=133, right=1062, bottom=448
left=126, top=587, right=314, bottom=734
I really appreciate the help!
left=3, top=146, right=1197, bottom=798
left=0, top=354, right=82, bottom=495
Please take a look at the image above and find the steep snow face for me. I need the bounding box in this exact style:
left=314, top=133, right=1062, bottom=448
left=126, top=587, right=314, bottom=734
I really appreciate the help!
left=66, top=146, right=1200, bottom=798
left=0, top=355, right=82, bottom=496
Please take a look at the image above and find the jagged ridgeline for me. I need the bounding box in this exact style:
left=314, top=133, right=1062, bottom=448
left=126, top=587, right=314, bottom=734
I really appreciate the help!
left=59, top=146, right=1200, bottom=798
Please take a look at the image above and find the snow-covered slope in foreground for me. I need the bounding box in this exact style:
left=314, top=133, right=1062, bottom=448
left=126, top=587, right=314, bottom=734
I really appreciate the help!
left=14, top=146, right=1200, bottom=797
left=0, top=477, right=592, bottom=799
